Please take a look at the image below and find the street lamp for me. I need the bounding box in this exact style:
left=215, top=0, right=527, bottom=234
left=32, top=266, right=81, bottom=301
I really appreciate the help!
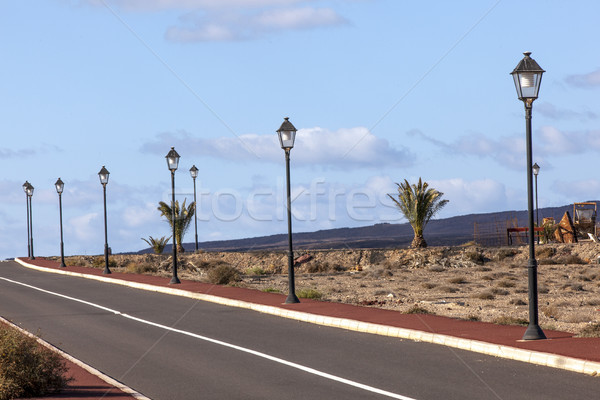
left=190, top=165, right=199, bottom=252
left=98, top=166, right=111, bottom=274
left=277, top=117, right=300, bottom=304
left=166, top=147, right=181, bottom=284
left=23, top=181, right=31, bottom=258
left=511, top=51, right=546, bottom=340
left=55, top=178, right=66, bottom=268
left=532, top=163, right=540, bottom=244
left=25, top=182, right=35, bottom=260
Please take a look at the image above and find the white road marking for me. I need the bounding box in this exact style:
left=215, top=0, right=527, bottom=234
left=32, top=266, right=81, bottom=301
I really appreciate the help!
left=0, top=276, right=416, bottom=400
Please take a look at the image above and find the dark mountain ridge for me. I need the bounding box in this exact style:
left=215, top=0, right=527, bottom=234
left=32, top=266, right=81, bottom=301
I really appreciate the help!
left=136, top=203, right=592, bottom=254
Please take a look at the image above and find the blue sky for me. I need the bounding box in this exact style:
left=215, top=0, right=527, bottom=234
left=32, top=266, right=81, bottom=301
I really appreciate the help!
left=1, top=0, right=599, bottom=259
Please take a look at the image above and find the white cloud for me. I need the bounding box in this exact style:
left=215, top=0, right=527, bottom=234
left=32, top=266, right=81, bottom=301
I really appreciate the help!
left=411, top=127, right=600, bottom=170
left=68, top=212, right=99, bottom=241
left=565, top=68, right=600, bottom=88
left=166, top=6, right=346, bottom=42
left=121, top=202, right=158, bottom=227
left=141, top=126, right=415, bottom=169
left=536, top=102, right=597, bottom=121
left=431, top=178, right=509, bottom=216
left=84, top=0, right=305, bottom=12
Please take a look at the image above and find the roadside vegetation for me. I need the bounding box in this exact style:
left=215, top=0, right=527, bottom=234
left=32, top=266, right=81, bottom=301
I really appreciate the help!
left=0, top=323, right=71, bottom=400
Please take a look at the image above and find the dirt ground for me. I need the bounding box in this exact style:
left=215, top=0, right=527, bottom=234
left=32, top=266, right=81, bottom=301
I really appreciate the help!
left=61, top=242, right=600, bottom=336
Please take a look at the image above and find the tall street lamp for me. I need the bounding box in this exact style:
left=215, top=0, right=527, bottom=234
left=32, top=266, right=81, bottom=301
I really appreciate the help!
left=190, top=165, right=199, bottom=252
left=511, top=51, right=546, bottom=340
left=532, top=163, right=540, bottom=245
left=55, top=178, right=66, bottom=268
left=23, top=181, right=31, bottom=258
left=167, top=147, right=181, bottom=284
left=98, top=166, right=111, bottom=274
left=26, top=182, right=35, bottom=260
left=277, top=117, right=300, bottom=304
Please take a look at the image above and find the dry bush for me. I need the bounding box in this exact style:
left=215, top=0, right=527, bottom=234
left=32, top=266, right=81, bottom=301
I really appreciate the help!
left=124, top=262, right=157, bottom=274
left=405, top=305, right=431, bottom=314
left=557, top=254, right=586, bottom=265
left=497, top=280, right=516, bottom=288
left=421, top=282, right=437, bottom=289
left=577, top=323, right=600, bottom=338
left=428, top=265, right=445, bottom=272
left=510, top=298, right=527, bottom=306
left=465, top=251, right=485, bottom=265
left=0, top=325, right=71, bottom=400
left=496, top=249, right=517, bottom=261
left=207, top=264, right=240, bottom=285
left=542, top=305, right=559, bottom=319
left=491, top=288, right=509, bottom=296
left=565, top=312, right=593, bottom=324
left=535, top=247, right=555, bottom=259
left=448, top=276, right=467, bottom=284
left=438, top=286, right=458, bottom=293
left=493, top=315, right=528, bottom=326
left=472, top=291, right=495, bottom=300
left=481, top=275, right=494, bottom=281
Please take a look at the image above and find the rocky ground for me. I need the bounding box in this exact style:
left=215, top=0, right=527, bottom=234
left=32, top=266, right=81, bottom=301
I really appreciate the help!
left=60, top=242, right=600, bottom=336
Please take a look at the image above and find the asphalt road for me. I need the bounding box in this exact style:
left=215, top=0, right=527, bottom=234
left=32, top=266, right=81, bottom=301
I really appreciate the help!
left=0, top=261, right=598, bottom=400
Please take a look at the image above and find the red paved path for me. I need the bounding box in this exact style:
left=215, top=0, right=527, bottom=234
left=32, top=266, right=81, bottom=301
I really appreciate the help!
left=13, top=257, right=600, bottom=399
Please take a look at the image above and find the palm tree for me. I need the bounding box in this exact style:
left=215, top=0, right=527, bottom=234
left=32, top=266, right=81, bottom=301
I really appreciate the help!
left=388, top=178, right=449, bottom=248
left=157, top=199, right=195, bottom=253
left=141, top=235, right=171, bottom=254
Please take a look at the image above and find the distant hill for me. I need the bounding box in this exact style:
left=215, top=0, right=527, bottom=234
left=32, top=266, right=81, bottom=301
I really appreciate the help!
left=136, top=203, right=594, bottom=254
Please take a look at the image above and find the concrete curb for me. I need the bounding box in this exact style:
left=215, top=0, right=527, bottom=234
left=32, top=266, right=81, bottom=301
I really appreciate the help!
left=0, top=316, right=151, bottom=400
left=14, top=258, right=600, bottom=377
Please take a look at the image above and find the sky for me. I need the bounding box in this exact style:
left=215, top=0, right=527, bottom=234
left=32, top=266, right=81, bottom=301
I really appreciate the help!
left=1, top=0, right=599, bottom=259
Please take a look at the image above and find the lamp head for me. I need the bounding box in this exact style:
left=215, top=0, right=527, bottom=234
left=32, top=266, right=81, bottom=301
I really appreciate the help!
left=511, top=51, right=545, bottom=104
left=166, top=147, right=180, bottom=171
left=98, top=166, right=110, bottom=185
left=55, top=178, right=64, bottom=194
left=277, top=117, right=297, bottom=150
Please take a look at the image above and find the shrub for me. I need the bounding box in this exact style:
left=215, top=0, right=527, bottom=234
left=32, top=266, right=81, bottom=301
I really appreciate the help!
left=207, top=264, right=240, bottom=285
left=124, top=262, right=157, bottom=274
left=448, top=276, right=467, bottom=284
left=497, top=280, right=516, bottom=288
left=421, top=282, right=437, bottom=289
left=496, top=249, right=517, bottom=261
left=493, top=316, right=528, bottom=326
left=405, top=305, right=431, bottom=314
left=578, top=323, right=600, bottom=338
left=535, top=247, right=555, bottom=259
left=465, top=251, right=484, bottom=265
left=262, top=287, right=282, bottom=293
left=245, top=266, right=267, bottom=276
left=510, top=298, right=527, bottom=306
left=557, top=255, right=585, bottom=265
left=297, top=288, right=322, bottom=299
left=472, top=291, right=495, bottom=300
left=428, top=265, right=445, bottom=272
left=91, top=256, right=117, bottom=270
left=438, top=286, right=458, bottom=293
left=0, top=324, right=71, bottom=400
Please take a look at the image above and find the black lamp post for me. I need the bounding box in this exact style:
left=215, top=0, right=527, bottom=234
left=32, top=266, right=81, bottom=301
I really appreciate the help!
left=190, top=165, right=199, bottom=252
left=23, top=181, right=31, bottom=258
left=167, top=147, right=181, bottom=284
left=277, top=117, right=300, bottom=304
left=533, top=163, right=540, bottom=244
left=55, top=178, right=66, bottom=268
left=26, top=182, right=35, bottom=260
left=98, top=166, right=111, bottom=274
left=511, top=51, right=546, bottom=340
